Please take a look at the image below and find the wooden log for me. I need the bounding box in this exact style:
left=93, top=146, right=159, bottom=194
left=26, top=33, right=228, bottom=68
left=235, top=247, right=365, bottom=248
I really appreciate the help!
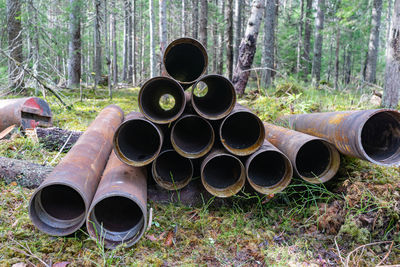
left=35, top=127, right=82, bottom=151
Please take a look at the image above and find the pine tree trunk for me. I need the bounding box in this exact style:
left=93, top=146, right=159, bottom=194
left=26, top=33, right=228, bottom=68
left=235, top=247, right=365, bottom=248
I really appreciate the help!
left=199, top=0, right=208, bottom=48
left=127, top=1, right=133, bottom=83
left=132, top=0, right=136, bottom=85
left=94, top=0, right=102, bottom=86
left=111, top=0, right=118, bottom=85
left=232, top=0, right=264, bottom=95
left=334, top=28, right=340, bottom=90
left=122, top=1, right=128, bottom=81
left=159, top=0, right=167, bottom=76
left=182, top=0, right=186, bottom=36
left=296, top=0, right=304, bottom=74
left=104, top=0, right=112, bottom=98
left=261, top=0, right=276, bottom=88
left=234, top=0, right=243, bottom=67
left=311, top=0, right=325, bottom=87
left=214, top=0, right=219, bottom=73
left=149, top=0, right=156, bottom=77
left=192, top=0, right=199, bottom=39
left=67, top=0, right=81, bottom=89
left=302, top=0, right=312, bottom=81
left=226, top=0, right=234, bottom=80
left=217, top=0, right=225, bottom=74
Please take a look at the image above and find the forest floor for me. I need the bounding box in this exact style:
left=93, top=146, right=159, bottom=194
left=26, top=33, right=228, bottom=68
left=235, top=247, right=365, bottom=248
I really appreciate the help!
left=0, top=82, right=399, bottom=266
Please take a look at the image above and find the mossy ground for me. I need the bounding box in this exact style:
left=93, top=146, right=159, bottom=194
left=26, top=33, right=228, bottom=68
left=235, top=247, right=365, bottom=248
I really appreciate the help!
left=0, top=85, right=399, bottom=266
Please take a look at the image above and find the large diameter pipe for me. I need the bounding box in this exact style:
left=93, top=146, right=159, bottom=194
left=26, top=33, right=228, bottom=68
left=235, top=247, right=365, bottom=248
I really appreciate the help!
left=201, top=149, right=246, bottom=197
left=152, top=149, right=193, bottom=190
left=245, top=140, right=293, bottom=195
left=29, top=105, right=124, bottom=236
left=114, top=112, right=163, bottom=167
left=0, top=97, right=52, bottom=132
left=220, top=105, right=265, bottom=156
left=264, top=123, right=340, bottom=184
left=86, top=151, right=147, bottom=249
left=138, top=77, right=186, bottom=124
left=163, top=37, right=208, bottom=88
left=280, top=110, right=400, bottom=166
left=191, top=74, right=236, bottom=120
left=171, top=114, right=214, bottom=158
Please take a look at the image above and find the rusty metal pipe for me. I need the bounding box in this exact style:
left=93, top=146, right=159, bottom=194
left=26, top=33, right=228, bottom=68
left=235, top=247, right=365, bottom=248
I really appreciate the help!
left=163, top=37, right=208, bottom=88
left=280, top=109, right=400, bottom=166
left=264, top=123, right=340, bottom=184
left=191, top=74, right=236, bottom=120
left=138, top=77, right=186, bottom=124
left=114, top=112, right=163, bottom=167
left=86, top=151, right=147, bottom=249
left=201, top=149, right=246, bottom=197
left=152, top=149, right=193, bottom=190
left=171, top=114, right=214, bottom=158
left=220, top=105, right=265, bottom=156
left=29, top=105, right=124, bottom=236
left=0, top=97, right=52, bottom=132
left=245, top=140, right=293, bottom=195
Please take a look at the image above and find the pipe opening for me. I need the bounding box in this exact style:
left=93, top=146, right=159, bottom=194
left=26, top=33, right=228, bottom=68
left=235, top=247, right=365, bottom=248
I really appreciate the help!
left=296, top=140, right=330, bottom=178
left=192, top=76, right=235, bottom=119
left=172, top=116, right=213, bottom=156
left=159, top=94, right=176, bottom=111
left=361, top=111, right=400, bottom=163
left=248, top=151, right=286, bottom=187
left=117, top=120, right=161, bottom=163
left=164, top=43, right=206, bottom=83
left=154, top=150, right=193, bottom=184
left=203, top=155, right=241, bottom=189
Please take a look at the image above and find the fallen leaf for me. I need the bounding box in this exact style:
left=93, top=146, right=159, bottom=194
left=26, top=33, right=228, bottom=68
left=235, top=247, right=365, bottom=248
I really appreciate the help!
left=53, top=261, right=71, bottom=267
left=164, top=231, right=174, bottom=247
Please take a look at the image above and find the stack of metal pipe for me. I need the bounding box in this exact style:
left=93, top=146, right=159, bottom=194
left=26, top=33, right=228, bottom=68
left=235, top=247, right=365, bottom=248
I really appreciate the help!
left=28, top=38, right=400, bottom=249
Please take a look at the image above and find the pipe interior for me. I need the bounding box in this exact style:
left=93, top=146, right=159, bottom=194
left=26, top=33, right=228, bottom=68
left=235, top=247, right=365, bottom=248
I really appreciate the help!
left=248, top=151, right=286, bottom=187
left=361, top=111, right=400, bottom=162
left=140, top=79, right=184, bottom=121
left=296, top=140, right=330, bottom=178
left=221, top=112, right=261, bottom=149
left=164, top=43, right=206, bottom=82
left=173, top=116, right=212, bottom=153
left=117, top=120, right=161, bottom=162
left=155, top=151, right=192, bottom=183
left=93, top=196, right=143, bottom=233
left=193, top=76, right=235, bottom=117
left=203, top=156, right=241, bottom=189
left=40, top=185, right=85, bottom=220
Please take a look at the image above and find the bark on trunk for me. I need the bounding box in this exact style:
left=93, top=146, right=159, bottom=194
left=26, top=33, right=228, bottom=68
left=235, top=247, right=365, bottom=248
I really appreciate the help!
left=36, top=127, right=82, bottom=151
left=226, top=0, right=234, bottom=80
left=334, top=28, right=340, bottom=90
left=111, top=0, right=118, bottom=85
left=159, top=0, right=167, bottom=76
left=296, top=0, right=304, bottom=74
left=261, top=0, right=276, bottom=88
left=94, top=0, right=102, bottom=86
left=127, top=0, right=133, bottom=82
left=123, top=0, right=129, bottom=81
left=234, top=0, right=243, bottom=67
left=302, top=0, right=312, bottom=80
left=132, top=0, right=136, bottom=85
left=311, top=0, right=325, bottom=87
left=217, top=0, right=225, bottom=74
left=192, top=0, right=199, bottom=39
left=199, top=0, right=208, bottom=48
left=149, top=0, right=156, bottom=77
left=67, top=0, right=81, bottom=88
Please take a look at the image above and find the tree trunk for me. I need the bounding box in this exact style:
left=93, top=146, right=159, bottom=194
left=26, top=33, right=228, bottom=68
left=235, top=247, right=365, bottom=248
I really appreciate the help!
left=334, top=28, right=340, bottom=90
left=214, top=0, right=219, bottom=73
left=365, top=0, right=383, bottom=84
left=36, top=127, right=82, bottom=152
left=234, top=0, right=243, bottom=67
left=192, top=0, right=199, bottom=39
left=159, top=0, right=167, bottom=76
left=149, top=0, right=156, bottom=77
left=302, top=0, right=312, bottom=81
left=132, top=0, right=136, bottom=85
left=6, top=0, right=24, bottom=90
left=199, top=0, right=208, bottom=48
left=382, top=0, right=400, bottom=108
left=122, top=0, right=129, bottom=81
left=226, top=0, right=234, bottom=80
left=232, top=0, right=264, bottom=95
left=67, top=0, right=81, bottom=89
left=182, top=0, right=186, bottom=36
left=311, top=0, right=325, bottom=87
left=261, top=0, right=276, bottom=88
left=104, top=0, right=112, bottom=98
left=127, top=0, right=133, bottom=83
left=217, top=0, right=225, bottom=74
left=296, top=0, right=304, bottom=74
left=111, top=0, right=118, bottom=86
left=94, top=0, right=102, bottom=87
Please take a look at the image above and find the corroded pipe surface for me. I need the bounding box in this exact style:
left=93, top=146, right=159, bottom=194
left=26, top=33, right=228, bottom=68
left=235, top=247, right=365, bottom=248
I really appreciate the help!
left=138, top=76, right=186, bottom=124
left=281, top=110, right=400, bottom=166
left=86, top=151, right=147, bottom=249
left=191, top=74, right=236, bottom=120
left=152, top=149, right=193, bottom=190
left=245, top=140, right=293, bottom=195
left=163, top=37, right=208, bottom=88
left=171, top=114, right=214, bottom=158
left=0, top=97, right=52, bottom=132
left=264, top=123, right=340, bottom=184
left=220, top=104, right=265, bottom=156
left=201, top=149, right=246, bottom=198
left=29, top=105, right=124, bottom=236
left=114, top=112, right=163, bottom=167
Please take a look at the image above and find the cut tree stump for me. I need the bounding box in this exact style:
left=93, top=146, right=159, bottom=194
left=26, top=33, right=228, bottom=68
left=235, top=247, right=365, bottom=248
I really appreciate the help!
left=35, top=127, right=82, bottom=151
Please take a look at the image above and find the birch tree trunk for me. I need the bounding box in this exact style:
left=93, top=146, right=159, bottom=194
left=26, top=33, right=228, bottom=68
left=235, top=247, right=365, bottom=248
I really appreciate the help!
left=226, top=0, right=234, bottom=80
left=311, top=0, right=325, bottom=87
left=302, top=0, right=312, bottom=80
left=67, top=0, right=81, bottom=88
left=199, top=0, right=208, bottom=48
left=217, top=0, right=225, bottom=74
left=295, top=0, right=304, bottom=74
left=149, top=0, right=156, bottom=77
left=261, top=0, right=276, bottom=88
left=232, top=0, right=264, bottom=95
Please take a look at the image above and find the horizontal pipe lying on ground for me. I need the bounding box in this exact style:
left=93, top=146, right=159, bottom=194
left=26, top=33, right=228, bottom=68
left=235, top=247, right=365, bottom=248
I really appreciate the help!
left=264, top=123, right=340, bottom=184
left=191, top=74, right=236, bottom=120
left=29, top=105, right=124, bottom=236
left=201, top=149, right=245, bottom=197
left=114, top=112, right=163, bottom=167
left=219, top=104, right=265, bottom=156
left=280, top=109, right=400, bottom=166
left=86, top=151, right=147, bottom=249
left=138, top=76, right=186, bottom=124
left=171, top=114, right=214, bottom=158
left=152, top=149, right=193, bottom=190
left=245, top=140, right=293, bottom=195
left=163, top=37, right=208, bottom=88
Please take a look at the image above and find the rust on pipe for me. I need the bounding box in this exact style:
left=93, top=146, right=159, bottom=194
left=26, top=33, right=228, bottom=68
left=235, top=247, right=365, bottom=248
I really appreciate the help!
left=29, top=105, right=124, bottom=236
left=114, top=112, right=163, bottom=167
left=191, top=74, right=236, bottom=120
left=245, top=140, right=293, bottom=195
left=220, top=104, right=265, bottom=156
left=264, top=123, right=340, bottom=184
left=138, top=76, right=186, bottom=124
left=86, top=151, right=147, bottom=249
left=0, top=97, right=52, bottom=132
left=152, top=149, right=193, bottom=190
left=163, top=37, right=208, bottom=88
left=201, top=149, right=246, bottom=197
left=171, top=114, right=214, bottom=158
left=280, top=109, right=400, bottom=166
